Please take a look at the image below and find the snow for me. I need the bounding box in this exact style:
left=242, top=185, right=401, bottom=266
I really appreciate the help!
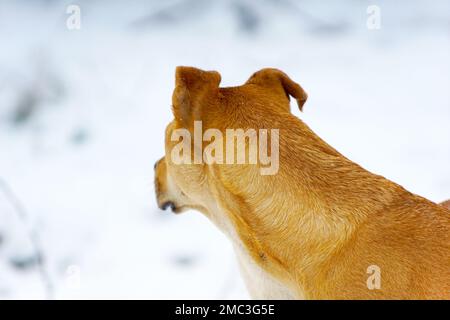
left=0, top=0, right=449, bottom=299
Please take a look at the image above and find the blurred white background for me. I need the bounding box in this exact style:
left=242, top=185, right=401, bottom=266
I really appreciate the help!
left=0, top=0, right=449, bottom=299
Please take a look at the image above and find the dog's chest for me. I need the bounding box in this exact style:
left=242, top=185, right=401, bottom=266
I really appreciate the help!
left=234, top=245, right=297, bottom=299
left=208, top=203, right=300, bottom=299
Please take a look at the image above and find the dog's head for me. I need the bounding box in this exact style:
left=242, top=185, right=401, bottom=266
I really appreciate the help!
left=154, top=66, right=307, bottom=220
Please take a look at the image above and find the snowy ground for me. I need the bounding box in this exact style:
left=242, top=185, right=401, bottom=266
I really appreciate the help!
left=0, top=0, right=449, bottom=299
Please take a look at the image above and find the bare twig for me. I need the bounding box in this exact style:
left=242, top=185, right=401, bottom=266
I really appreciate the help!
left=0, top=178, right=54, bottom=299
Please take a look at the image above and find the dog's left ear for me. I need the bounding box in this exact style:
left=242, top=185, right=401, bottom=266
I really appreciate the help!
left=246, top=68, right=308, bottom=111
left=172, top=66, right=221, bottom=126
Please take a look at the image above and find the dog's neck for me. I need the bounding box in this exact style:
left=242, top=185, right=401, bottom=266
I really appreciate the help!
left=207, top=121, right=403, bottom=298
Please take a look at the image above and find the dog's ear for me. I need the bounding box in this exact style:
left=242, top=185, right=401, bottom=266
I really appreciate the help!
left=172, top=66, right=221, bottom=126
left=246, top=68, right=308, bottom=111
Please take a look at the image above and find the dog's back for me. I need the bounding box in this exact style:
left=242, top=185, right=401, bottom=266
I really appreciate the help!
left=441, top=200, right=450, bottom=210
left=325, top=195, right=450, bottom=299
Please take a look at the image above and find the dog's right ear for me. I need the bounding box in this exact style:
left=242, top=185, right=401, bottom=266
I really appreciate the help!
left=246, top=68, right=308, bottom=112
left=172, top=66, right=221, bottom=127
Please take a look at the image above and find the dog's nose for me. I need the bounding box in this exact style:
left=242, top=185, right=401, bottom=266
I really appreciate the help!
left=154, top=160, right=158, bottom=170
left=160, top=201, right=176, bottom=211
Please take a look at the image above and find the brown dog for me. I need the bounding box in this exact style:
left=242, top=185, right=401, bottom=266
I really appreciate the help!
left=154, top=66, right=450, bottom=299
